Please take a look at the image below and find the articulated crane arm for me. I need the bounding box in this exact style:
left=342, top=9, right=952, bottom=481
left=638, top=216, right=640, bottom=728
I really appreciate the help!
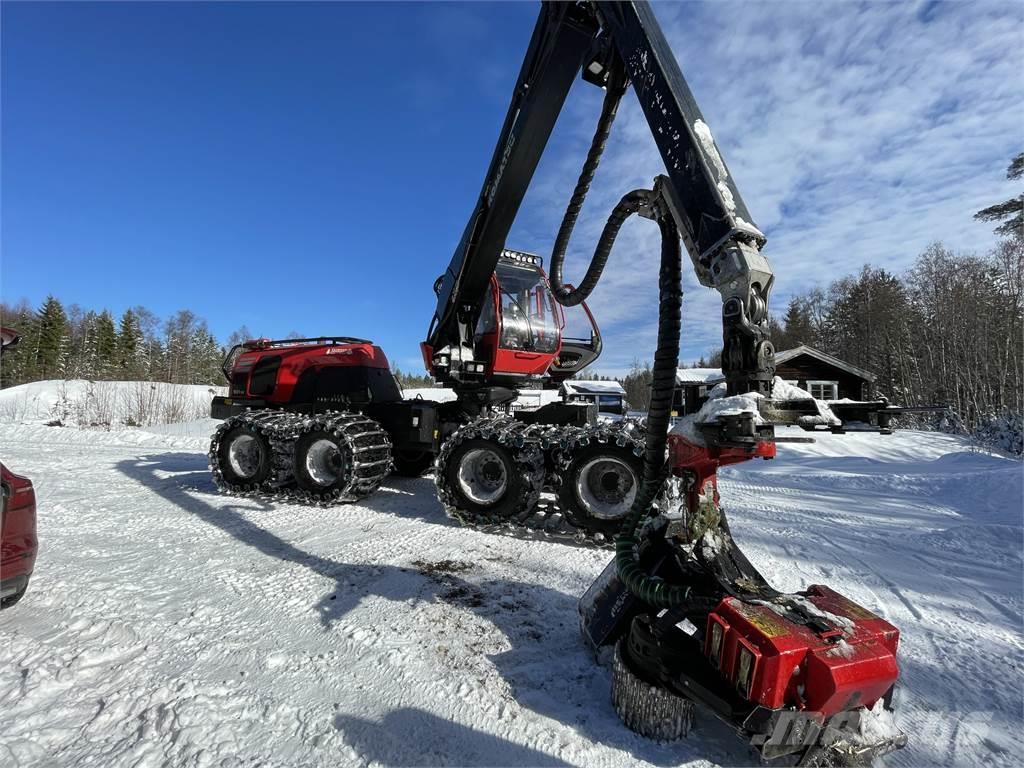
left=425, top=1, right=775, bottom=398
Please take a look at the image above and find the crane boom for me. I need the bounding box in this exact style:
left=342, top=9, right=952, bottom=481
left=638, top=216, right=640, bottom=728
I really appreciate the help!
left=426, top=0, right=775, bottom=396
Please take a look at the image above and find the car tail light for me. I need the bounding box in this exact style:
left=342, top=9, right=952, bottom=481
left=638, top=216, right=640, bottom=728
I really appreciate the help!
left=2, top=481, right=34, bottom=512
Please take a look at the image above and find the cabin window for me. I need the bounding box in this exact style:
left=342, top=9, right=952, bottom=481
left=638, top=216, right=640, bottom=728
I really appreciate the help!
left=807, top=380, right=838, bottom=400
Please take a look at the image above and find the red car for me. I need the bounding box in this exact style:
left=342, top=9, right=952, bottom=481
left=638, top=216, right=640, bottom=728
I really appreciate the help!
left=1, top=328, right=37, bottom=609
left=1, top=463, right=37, bottom=608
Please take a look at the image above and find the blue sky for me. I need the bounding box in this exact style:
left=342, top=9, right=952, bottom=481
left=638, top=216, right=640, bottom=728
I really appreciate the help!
left=3, top=1, right=1022, bottom=376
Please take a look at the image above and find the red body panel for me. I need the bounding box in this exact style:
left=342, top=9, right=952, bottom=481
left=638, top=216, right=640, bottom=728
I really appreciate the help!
left=708, top=588, right=899, bottom=717
left=232, top=341, right=391, bottom=404
left=1, top=464, right=37, bottom=582
left=420, top=342, right=435, bottom=374
left=491, top=348, right=555, bottom=377
left=668, top=433, right=776, bottom=516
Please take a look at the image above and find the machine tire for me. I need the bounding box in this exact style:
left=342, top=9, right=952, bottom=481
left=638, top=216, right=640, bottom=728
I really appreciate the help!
left=436, top=424, right=543, bottom=524
left=293, top=429, right=352, bottom=501
left=213, top=422, right=274, bottom=492
left=558, top=438, right=643, bottom=537
left=291, top=413, right=391, bottom=504
left=392, top=448, right=435, bottom=478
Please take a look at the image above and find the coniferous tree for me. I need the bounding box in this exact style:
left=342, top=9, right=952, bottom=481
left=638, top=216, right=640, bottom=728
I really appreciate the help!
left=35, top=296, right=70, bottom=379
left=164, top=310, right=197, bottom=384
left=975, top=153, right=1023, bottom=237
left=95, top=310, right=118, bottom=378
left=775, top=298, right=815, bottom=350
left=189, top=324, right=223, bottom=384
left=77, top=310, right=100, bottom=379
left=0, top=300, right=39, bottom=386
left=622, top=359, right=653, bottom=411
left=116, top=308, right=145, bottom=379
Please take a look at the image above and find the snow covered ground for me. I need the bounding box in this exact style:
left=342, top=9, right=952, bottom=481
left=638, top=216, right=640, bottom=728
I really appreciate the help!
left=0, top=420, right=1020, bottom=767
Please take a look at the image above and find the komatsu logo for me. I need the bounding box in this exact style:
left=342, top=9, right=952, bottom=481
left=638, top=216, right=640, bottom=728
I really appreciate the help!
left=485, top=111, right=520, bottom=206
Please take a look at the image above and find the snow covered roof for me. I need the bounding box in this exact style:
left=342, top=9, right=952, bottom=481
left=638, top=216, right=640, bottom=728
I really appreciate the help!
left=561, top=380, right=626, bottom=396
left=676, top=367, right=724, bottom=385
left=774, top=345, right=876, bottom=382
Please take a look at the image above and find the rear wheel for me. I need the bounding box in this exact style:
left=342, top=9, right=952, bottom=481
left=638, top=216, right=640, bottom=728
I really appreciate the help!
left=296, top=434, right=349, bottom=490
left=558, top=438, right=642, bottom=537
left=291, top=413, right=392, bottom=503
left=213, top=423, right=273, bottom=492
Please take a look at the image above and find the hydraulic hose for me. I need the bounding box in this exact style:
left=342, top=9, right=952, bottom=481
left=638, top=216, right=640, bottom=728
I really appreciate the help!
left=549, top=71, right=629, bottom=307
left=544, top=62, right=688, bottom=607
left=614, top=208, right=692, bottom=609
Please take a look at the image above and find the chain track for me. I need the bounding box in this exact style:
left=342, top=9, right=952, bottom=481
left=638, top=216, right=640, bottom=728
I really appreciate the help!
left=209, top=410, right=392, bottom=505
left=435, top=416, right=660, bottom=549
left=211, top=410, right=665, bottom=548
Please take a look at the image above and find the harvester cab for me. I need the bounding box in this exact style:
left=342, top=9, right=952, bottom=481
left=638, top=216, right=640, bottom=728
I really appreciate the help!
left=423, top=248, right=602, bottom=387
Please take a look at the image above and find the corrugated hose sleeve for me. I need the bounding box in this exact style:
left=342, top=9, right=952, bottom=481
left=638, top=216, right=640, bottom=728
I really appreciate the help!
left=549, top=73, right=629, bottom=307
left=614, top=210, right=691, bottom=608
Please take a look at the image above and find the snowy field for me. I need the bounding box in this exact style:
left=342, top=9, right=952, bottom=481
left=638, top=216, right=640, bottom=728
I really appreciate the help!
left=0, top=379, right=224, bottom=428
left=0, top=418, right=1021, bottom=767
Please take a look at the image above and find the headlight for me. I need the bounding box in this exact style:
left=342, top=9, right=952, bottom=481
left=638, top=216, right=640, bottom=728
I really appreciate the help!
left=708, top=621, right=724, bottom=668
left=735, top=645, right=755, bottom=699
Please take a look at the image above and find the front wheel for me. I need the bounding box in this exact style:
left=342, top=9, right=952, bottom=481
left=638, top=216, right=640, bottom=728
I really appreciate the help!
left=435, top=422, right=543, bottom=524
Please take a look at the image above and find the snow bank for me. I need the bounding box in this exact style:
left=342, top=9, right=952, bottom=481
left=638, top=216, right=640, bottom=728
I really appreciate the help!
left=0, top=380, right=224, bottom=429
left=0, top=421, right=213, bottom=451
left=402, top=386, right=457, bottom=402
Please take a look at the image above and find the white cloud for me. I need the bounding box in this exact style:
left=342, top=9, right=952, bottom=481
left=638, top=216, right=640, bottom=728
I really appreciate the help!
left=510, top=0, right=1024, bottom=374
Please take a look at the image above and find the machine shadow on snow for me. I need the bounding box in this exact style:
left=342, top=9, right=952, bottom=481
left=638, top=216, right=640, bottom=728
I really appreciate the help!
left=332, top=708, right=571, bottom=767
left=125, top=449, right=610, bottom=551
left=116, top=451, right=759, bottom=767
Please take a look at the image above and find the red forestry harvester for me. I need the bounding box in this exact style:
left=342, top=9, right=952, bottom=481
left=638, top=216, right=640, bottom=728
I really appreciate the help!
left=209, top=2, right=908, bottom=762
